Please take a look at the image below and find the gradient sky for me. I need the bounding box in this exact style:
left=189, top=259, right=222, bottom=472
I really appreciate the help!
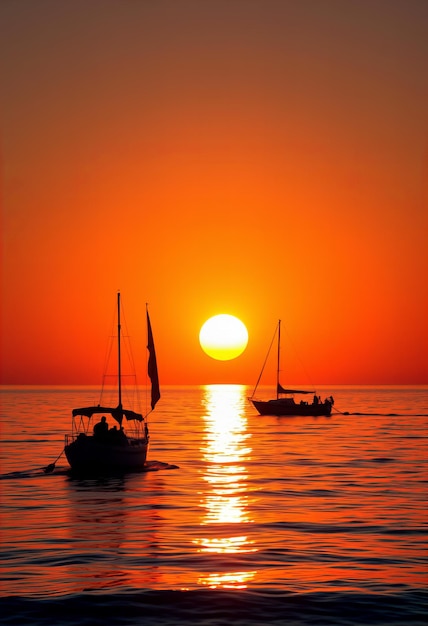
left=1, top=0, right=427, bottom=386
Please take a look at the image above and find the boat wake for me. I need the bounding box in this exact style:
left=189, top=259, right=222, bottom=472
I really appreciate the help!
left=144, top=460, right=179, bottom=471
left=337, top=411, right=428, bottom=417
left=0, top=470, right=45, bottom=481
left=0, top=461, right=178, bottom=481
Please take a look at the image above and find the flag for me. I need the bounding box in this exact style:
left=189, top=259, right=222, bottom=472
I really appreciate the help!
left=147, top=310, right=160, bottom=410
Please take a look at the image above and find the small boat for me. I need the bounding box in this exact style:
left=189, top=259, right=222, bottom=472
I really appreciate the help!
left=250, top=320, right=333, bottom=417
left=64, top=292, right=160, bottom=473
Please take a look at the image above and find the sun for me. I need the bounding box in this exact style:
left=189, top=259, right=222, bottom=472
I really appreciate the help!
left=199, top=314, right=249, bottom=361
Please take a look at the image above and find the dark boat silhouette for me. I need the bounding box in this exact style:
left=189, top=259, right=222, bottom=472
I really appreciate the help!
left=64, top=292, right=160, bottom=473
left=250, top=320, right=333, bottom=417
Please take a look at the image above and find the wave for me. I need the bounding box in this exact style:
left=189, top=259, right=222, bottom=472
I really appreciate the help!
left=1, top=590, right=427, bottom=626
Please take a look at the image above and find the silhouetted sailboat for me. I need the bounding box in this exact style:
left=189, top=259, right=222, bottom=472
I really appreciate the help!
left=250, top=320, right=333, bottom=416
left=64, top=292, right=160, bottom=473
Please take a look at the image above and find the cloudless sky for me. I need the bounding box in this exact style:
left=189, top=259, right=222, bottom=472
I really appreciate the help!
left=1, top=0, right=427, bottom=385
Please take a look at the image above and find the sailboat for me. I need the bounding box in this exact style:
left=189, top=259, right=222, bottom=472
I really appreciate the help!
left=250, top=320, right=333, bottom=417
left=64, top=292, right=160, bottom=473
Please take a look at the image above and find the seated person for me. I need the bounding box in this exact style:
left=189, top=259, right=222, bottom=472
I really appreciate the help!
left=108, top=425, right=128, bottom=445
left=93, top=415, right=109, bottom=439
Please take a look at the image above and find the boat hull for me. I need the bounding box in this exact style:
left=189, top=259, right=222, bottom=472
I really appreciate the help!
left=64, top=434, right=148, bottom=474
left=251, top=399, right=332, bottom=417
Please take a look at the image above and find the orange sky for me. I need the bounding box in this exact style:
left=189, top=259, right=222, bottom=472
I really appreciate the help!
left=1, top=0, right=427, bottom=385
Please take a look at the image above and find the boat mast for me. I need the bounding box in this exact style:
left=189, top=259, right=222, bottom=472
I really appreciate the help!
left=276, top=320, right=281, bottom=399
left=117, top=291, right=122, bottom=408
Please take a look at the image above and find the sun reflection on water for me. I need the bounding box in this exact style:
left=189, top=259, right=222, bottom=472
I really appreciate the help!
left=193, top=384, right=257, bottom=589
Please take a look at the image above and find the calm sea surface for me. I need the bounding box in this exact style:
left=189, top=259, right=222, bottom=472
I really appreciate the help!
left=1, top=385, right=427, bottom=625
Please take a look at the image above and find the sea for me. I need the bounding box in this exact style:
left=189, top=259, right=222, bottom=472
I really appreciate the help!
left=1, top=385, right=427, bottom=625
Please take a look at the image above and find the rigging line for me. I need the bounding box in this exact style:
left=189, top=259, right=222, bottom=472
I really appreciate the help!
left=250, top=322, right=278, bottom=399
left=99, top=301, right=117, bottom=404
left=119, top=298, right=142, bottom=409
left=332, top=406, right=347, bottom=415
left=282, top=322, right=316, bottom=390
left=44, top=448, right=64, bottom=474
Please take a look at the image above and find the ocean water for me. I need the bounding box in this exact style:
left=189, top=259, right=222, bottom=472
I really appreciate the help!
left=1, top=385, right=427, bottom=625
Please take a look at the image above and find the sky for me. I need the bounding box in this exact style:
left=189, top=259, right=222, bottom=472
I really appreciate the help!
left=1, top=0, right=427, bottom=386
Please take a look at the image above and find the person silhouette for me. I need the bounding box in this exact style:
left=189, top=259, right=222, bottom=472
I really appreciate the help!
left=93, top=415, right=108, bottom=439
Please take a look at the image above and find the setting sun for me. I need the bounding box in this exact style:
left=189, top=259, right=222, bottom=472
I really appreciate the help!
left=199, top=315, right=249, bottom=361
left=1, top=1, right=427, bottom=388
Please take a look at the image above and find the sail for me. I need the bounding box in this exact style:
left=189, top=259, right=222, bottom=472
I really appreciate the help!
left=147, top=310, right=161, bottom=410
left=277, top=383, right=314, bottom=395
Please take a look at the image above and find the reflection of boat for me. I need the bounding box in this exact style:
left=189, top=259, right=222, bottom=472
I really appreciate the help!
left=64, top=292, right=160, bottom=473
left=250, top=320, right=333, bottom=417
